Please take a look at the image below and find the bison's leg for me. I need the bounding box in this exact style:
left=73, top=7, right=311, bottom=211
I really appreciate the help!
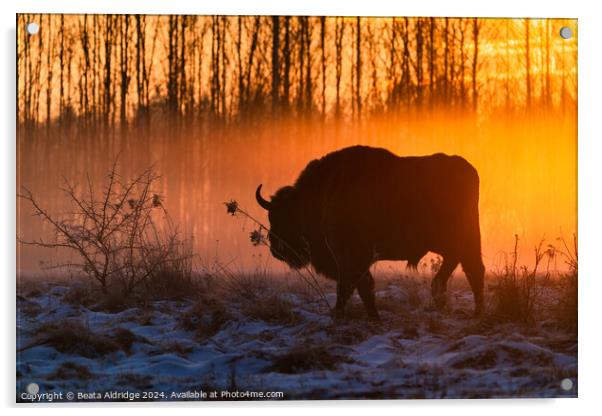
left=357, top=271, right=380, bottom=320
left=333, top=279, right=355, bottom=320
left=431, top=256, right=459, bottom=310
left=461, top=256, right=485, bottom=315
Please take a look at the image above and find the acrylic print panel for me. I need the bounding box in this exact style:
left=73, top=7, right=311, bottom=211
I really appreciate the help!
left=16, top=15, right=577, bottom=402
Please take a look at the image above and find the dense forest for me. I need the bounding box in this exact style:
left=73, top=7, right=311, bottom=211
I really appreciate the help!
left=16, top=15, right=577, bottom=273
left=17, top=15, right=576, bottom=128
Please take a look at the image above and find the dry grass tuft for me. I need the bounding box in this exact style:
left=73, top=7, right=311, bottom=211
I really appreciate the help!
left=17, top=296, right=43, bottom=318
left=552, top=272, right=577, bottom=333
left=31, top=321, right=120, bottom=358
left=491, top=274, right=537, bottom=323
left=242, top=293, right=300, bottom=325
left=111, top=327, right=142, bottom=354
left=179, top=296, right=231, bottom=340
left=47, top=361, right=94, bottom=380
left=549, top=234, right=578, bottom=333
left=62, top=283, right=96, bottom=307
left=27, top=321, right=145, bottom=358
left=490, top=236, right=545, bottom=323
left=90, top=291, right=136, bottom=313
left=267, top=344, right=352, bottom=374
left=220, top=272, right=272, bottom=303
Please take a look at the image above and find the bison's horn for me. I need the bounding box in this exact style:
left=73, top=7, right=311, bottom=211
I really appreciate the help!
left=255, top=184, right=272, bottom=210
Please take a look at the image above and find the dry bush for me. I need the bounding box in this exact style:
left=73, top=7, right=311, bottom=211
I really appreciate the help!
left=491, top=234, right=578, bottom=328
left=491, top=275, right=537, bottom=323
left=18, top=161, right=195, bottom=300
left=550, top=234, right=578, bottom=333
left=491, top=236, right=545, bottom=323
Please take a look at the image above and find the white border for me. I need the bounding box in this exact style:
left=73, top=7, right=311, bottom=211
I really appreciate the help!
left=2, top=1, right=601, bottom=415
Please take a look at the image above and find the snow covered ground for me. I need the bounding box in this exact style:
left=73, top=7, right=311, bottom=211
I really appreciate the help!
left=16, top=274, right=577, bottom=401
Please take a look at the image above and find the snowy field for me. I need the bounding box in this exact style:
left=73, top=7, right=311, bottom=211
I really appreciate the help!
left=16, top=273, right=577, bottom=401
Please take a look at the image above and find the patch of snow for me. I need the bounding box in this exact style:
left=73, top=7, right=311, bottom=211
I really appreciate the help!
left=16, top=281, right=577, bottom=401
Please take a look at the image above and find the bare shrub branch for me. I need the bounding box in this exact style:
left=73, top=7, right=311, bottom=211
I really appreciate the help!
left=18, top=161, right=193, bottom=296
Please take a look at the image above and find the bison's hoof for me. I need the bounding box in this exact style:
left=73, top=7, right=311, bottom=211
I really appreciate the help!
left=367, top=311, right=381, bottom=322
left=331, top=308, right=346, bottom=322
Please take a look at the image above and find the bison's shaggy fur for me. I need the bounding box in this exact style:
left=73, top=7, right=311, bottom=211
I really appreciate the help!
left=256, top=146, right=485, bottom=318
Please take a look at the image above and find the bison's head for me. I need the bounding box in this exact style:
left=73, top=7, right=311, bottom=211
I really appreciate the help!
left=256, top=184, right=310, bottom=269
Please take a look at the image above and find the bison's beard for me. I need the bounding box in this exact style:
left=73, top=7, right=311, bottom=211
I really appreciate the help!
left=268, top=233, right=310, bottom=269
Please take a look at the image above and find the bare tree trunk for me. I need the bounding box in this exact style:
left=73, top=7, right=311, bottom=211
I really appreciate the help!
left=119, top=15, right=130, bottom=127
left=245, top=17, right=260, bottom=116
left=305, top=17, right=312, bottom=115
left=220, top=18, right=227, bottom=119
left=334, top=17, right=344, bottom=119
left=525, top=19, right=531, bottom=110
left=471, top=18, right=480, bottom=113
left=297, top=17, right=305, bottom=114
left=33, top=14, right=43, bottom=125
left=45, top=15, right=53, bottom=128
left=236, top=16, right=244, bottom=115
left=355, top=17, right=362, bottom=119
left=443, top=17, right=449, bottom=104
left=103, top=16, right=113, bottom=126
left=428, top=17, right=436, bottom=109
left=415, top=19, right=424, bottom=109
left=271, top=16, right=280, bottom=115
left=402, top=18, right=411, bottom=108
left=135, top=15, right=148, bottom=125
left=92, top=15, right=100, bottom=125
left=283, top=16, right=291, bottom=114
left=59, top=15, right=65, bottom=125
left=449, top=19, right=457, bottom=107
left=505, top=19, right=510, bottom=112
left=168, top=15, right=179, bottom=117
left=459, top=18, right=466, bottom=108
left=545, top=19, right=551, bottom=110
left=180, top=15, right=188, bottom=117
left=320, top=16, right=326, bottom=119
left=210, top=16, right=217, bottom=116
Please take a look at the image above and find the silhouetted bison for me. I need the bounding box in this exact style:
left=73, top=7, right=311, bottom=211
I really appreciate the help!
left=256, top=145, right=484, bottom=319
